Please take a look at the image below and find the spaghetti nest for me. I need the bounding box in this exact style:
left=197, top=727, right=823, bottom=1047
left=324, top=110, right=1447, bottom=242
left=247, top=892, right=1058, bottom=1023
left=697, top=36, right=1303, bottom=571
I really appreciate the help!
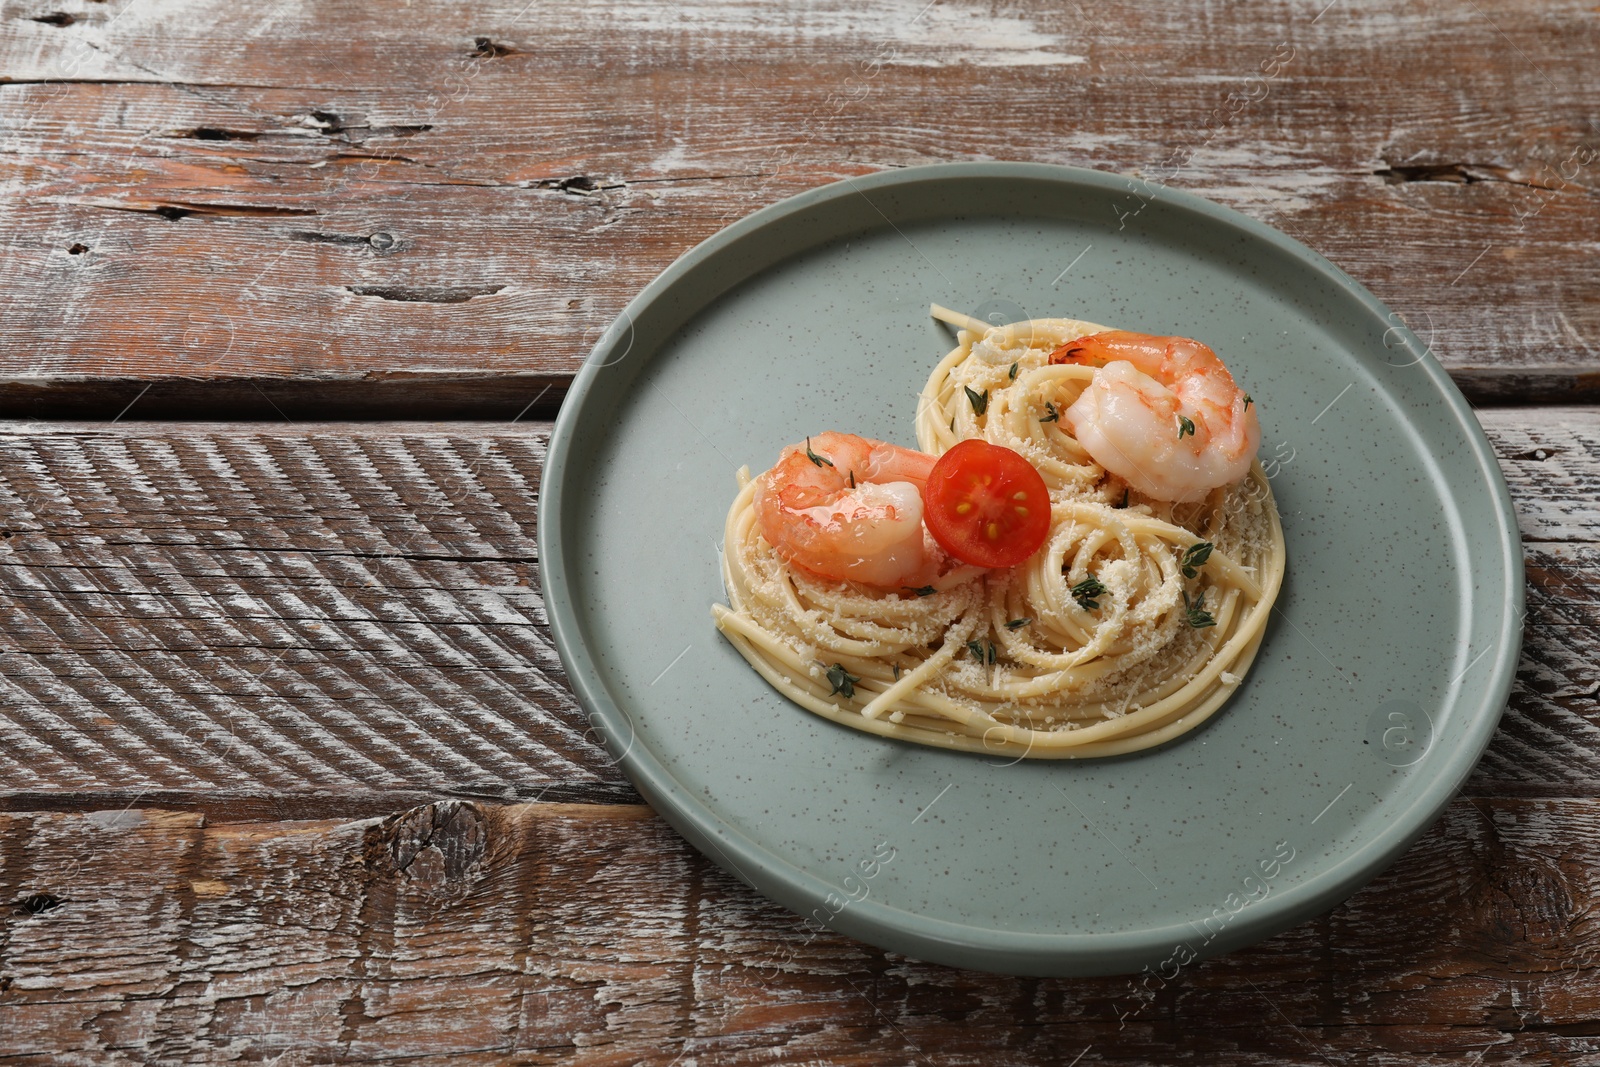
left=712, top=313, right=1286, bottom=759
left=917, top=314, right=1115, bottom=502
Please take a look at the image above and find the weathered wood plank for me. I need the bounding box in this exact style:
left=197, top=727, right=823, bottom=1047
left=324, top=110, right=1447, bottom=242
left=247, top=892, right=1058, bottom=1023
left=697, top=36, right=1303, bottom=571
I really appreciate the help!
left=2, top=797, right=1598, bottom=1064
left=1, top=0, right=1597, bottom=414
left=0, top=410, right=1593, bottom=807
left=0, top=421, right=632, bottom=804
left=1478, top=409, right=1600, bottom=793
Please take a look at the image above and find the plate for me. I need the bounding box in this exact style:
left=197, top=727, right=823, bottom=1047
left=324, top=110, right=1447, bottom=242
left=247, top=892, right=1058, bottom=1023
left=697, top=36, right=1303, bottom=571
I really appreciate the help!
left=537, top=163, right=1522, bottom=976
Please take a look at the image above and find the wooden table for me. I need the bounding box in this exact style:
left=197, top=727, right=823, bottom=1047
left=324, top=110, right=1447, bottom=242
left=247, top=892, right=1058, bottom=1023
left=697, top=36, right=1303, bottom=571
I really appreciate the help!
left=2, top=0, right=1596, bottom=1062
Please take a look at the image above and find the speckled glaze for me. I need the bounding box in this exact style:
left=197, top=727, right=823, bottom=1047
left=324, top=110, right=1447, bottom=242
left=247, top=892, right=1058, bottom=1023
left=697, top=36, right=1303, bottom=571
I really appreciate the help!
left=537, top=163, right=1523, bottom=977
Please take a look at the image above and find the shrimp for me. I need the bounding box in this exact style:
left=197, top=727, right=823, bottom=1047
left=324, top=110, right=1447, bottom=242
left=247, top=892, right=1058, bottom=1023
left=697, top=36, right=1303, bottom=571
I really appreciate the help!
left=753, top=432, right=939, bottom=588
left=1050, top=331, right=1261, bottom=502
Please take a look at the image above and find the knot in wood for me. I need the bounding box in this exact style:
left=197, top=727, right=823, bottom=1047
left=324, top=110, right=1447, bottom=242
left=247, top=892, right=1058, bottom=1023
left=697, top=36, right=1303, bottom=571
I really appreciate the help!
left=13, top=892, right=64, bottom=916
left=1494, top=852, right=1575, bottom=948
left=472, top=36, right=517, bottom=58
left=381, top=801, right=488, bottom=888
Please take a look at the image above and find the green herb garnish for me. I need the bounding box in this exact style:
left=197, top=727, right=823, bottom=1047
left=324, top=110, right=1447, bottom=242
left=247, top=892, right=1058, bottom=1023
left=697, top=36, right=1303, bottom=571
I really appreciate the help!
left=1071, top=575, right=1106, bottom=611
left=966, top=638, right=997, bottom=665
left=903, top=585, right=936, bottom=597
left=825, top=663, right=860, bottom=698
left=1243, top=395, right=1253, bottom=410
left=1008, top=362, right=1019, bottom=380
left=1180, top=541, right=1213, bottom=579
left=965, top=386, right=989, bottom=416
left=1183, top=590, right=1216, bottom=629
left=1040, top=401, right=1059, bottom=424
left=892, top=664, right=901, bottom=680
left=805, top=437, right=833, bottom=467
left=1177, top=415, right=1196, bottom=439
left=1005, top=617, right=1033, bottom=630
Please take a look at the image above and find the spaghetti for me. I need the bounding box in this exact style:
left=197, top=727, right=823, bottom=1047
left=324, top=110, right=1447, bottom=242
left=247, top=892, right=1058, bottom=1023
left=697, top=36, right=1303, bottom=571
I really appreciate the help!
left=711, top=306, right=1286, bottom=758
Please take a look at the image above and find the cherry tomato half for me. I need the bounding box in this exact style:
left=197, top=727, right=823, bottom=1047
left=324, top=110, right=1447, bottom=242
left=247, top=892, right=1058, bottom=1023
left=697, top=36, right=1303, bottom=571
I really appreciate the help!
left=922, top=439, right=1051, bottom=568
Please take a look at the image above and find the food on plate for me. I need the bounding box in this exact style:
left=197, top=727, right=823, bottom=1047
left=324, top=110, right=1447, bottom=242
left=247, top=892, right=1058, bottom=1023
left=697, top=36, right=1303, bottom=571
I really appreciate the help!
left=711, top=305, right=1286, bottom=759
left=752, top=432, right=938, bottom=587
left=922, top=439, right=1052, bottom=569
left=1051, top=331, right=1261, bottom=503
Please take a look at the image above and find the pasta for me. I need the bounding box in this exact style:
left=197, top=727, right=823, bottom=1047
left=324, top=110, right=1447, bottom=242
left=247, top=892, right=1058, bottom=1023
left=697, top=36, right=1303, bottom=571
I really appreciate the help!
left=711, top=306, right=1287, bottom=758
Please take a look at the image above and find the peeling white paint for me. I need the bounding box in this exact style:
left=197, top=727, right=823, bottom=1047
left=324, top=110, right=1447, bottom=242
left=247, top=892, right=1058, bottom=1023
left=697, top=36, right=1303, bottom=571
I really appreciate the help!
left=1164, top=144, right=1347, bottom=216
left=598, top=0, right=1084, bottom=66
left=87, top=809, right=147, bottom=829
left=649, top=139, right=697, bottom=174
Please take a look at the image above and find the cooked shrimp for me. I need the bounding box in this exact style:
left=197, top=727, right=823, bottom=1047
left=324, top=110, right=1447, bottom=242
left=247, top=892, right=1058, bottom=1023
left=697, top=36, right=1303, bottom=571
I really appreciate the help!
left=754, top=432, right=939, bottom=587
left=1050, top=332, right=1260, bottom=502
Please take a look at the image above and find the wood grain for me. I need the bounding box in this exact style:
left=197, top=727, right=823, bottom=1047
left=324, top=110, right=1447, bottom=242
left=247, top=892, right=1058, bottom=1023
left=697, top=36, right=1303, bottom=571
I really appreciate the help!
left=1, top=0, right=1597, bottom=415
left=0, top=421, right=629, bottom=806
left=1480, top=408, right=1600, bottom=797
left=2, top=0, right=1597, bottom=1059
left=0, top=409, right=1594, bottom=811
left=3, top=796, right=1600, bottom=1064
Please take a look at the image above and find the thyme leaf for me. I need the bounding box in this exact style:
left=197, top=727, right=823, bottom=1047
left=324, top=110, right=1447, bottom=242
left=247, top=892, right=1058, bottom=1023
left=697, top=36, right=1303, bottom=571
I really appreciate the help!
left=1071, top=575, right=1106, bottom=611
left=1005, top=617, right=1033, bottom=630
left=1040, top=401, right=1059, bottom=424
left=1177, top=415, right=1196, bottom=439
left=1243, top=394, right=1253, bottom=410
left=903, top=585, right=937, bottom=597
left=1183, top=590, right=1216, bottom=629
left=1180, top=541, right=1213, bottom=579
left=805, top=437, right=833, bottom=467
left=1008, top=361, right=1019, bottom=380
left=965, top=638, right=997, bottom=665
left=825, top=662, right=861, bottom=698
left=965, top=386, right=989, bottom=416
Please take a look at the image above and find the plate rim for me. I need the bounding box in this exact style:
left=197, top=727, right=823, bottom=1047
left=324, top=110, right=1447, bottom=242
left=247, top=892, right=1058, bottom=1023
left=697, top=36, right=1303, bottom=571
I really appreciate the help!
left=537, top=161, right=1525, bottom=975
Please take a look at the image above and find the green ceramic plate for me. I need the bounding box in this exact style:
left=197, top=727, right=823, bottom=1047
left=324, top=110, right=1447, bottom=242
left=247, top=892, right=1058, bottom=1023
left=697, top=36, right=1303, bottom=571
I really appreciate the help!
left=537, top=163, right=1522, bottom=977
